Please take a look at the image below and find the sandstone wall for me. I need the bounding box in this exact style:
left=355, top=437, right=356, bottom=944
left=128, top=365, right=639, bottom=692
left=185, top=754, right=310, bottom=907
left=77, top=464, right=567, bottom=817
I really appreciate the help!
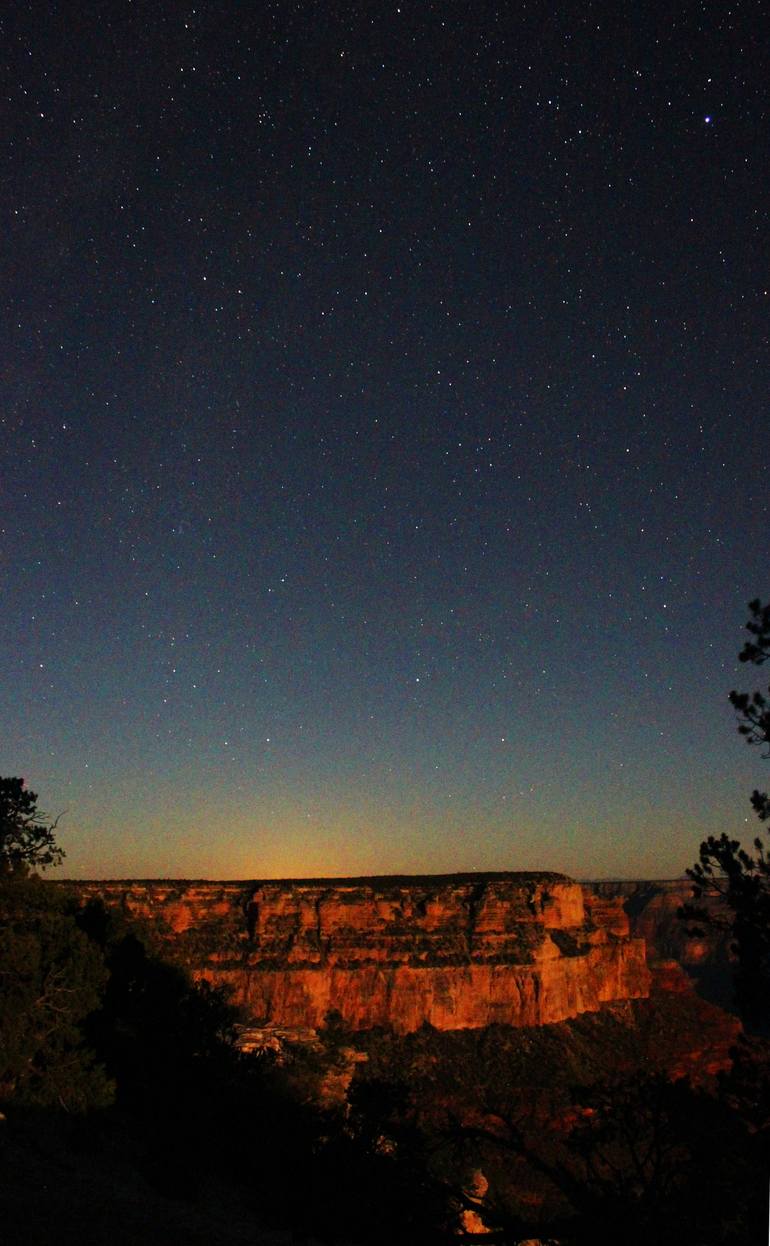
left=71, top=872, right=650, bottom=1033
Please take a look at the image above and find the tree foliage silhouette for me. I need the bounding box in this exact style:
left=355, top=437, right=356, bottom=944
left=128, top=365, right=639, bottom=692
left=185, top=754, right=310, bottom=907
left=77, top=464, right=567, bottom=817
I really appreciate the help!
left=686, top=598, right=770, bottom=1033
left=0, top=778, right=110, bottom=1109
left=449, top=1072, right=760, bottom=1245
left=0, top=776, right=64, bottom=875
left=0, top=875, right=112, bottom=1109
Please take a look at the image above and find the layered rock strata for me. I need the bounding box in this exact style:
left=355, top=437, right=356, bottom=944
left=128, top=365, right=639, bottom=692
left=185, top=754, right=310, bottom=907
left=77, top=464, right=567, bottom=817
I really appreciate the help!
left=72, top=872, right=649, bottom=1033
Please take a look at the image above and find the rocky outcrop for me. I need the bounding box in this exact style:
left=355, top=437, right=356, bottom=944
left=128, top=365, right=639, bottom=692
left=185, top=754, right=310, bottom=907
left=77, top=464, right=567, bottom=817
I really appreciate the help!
left=583, top=880, right=735, bottom=1010
left=71, top=873, right=650, bottom=1033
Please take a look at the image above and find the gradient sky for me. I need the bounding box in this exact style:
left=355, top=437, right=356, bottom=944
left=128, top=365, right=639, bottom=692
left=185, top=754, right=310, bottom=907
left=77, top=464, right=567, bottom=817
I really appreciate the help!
left=1, top=2, right=767, bottom=880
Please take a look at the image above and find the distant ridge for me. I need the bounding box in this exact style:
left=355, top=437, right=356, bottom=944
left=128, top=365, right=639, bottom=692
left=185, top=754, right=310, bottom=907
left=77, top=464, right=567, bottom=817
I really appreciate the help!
left=60, top=870, right=572, bottom=887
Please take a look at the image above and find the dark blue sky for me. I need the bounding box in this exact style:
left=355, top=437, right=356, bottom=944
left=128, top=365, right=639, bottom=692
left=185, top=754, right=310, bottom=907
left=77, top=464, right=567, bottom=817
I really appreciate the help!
left=1, top=1, right=767, bottom=878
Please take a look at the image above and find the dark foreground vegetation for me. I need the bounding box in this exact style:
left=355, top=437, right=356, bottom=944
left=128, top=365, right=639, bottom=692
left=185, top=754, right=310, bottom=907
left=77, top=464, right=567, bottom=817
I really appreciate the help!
left=0, top=868, right=766, bottom=1245
left=2, top=599, right=770, bottom=1244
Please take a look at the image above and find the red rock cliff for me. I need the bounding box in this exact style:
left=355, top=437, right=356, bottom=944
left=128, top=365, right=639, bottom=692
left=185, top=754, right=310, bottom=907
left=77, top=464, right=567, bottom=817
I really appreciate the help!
left=72, top=872, right=650, bottom=1033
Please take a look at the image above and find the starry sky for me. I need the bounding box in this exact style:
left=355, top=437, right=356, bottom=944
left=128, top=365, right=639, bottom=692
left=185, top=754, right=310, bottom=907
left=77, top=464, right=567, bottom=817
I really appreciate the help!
left=1, top=1, right=767, bottom=880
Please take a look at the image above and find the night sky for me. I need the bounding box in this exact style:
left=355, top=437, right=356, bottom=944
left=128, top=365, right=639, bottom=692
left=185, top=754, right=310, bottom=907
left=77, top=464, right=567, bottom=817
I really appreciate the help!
left=2, top=2, right=767, bottom=880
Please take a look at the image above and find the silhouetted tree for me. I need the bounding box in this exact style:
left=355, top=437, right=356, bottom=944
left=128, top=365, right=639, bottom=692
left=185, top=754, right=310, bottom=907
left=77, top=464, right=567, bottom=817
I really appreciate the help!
left=686, top=599, right=770, bottom=1034
left=450, top=1073, right=762, bottom=1245
left=0, top=875, right=112, bottom=1109
left=0, top=779, right=111, bottom=1109
left=676, top=599, right=770, bottom=1237
left=0, top=776, right=64, bottom=875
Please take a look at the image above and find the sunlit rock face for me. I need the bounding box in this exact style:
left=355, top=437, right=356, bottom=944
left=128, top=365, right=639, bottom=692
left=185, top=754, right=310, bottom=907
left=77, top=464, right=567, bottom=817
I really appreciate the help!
left=72, top=873, right=650, bottom=1033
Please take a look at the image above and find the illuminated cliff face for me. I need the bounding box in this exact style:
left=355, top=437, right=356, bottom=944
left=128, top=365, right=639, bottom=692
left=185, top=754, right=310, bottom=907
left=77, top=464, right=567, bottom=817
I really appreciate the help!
left=72, top=872, right=651, bottom=1032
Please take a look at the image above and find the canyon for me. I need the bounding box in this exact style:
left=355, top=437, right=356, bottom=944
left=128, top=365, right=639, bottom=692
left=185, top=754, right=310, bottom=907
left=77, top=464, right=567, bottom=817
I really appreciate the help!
left=584, top=878, right=734, bottom=1008
left=73, top=871, right=656, bottom=1032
